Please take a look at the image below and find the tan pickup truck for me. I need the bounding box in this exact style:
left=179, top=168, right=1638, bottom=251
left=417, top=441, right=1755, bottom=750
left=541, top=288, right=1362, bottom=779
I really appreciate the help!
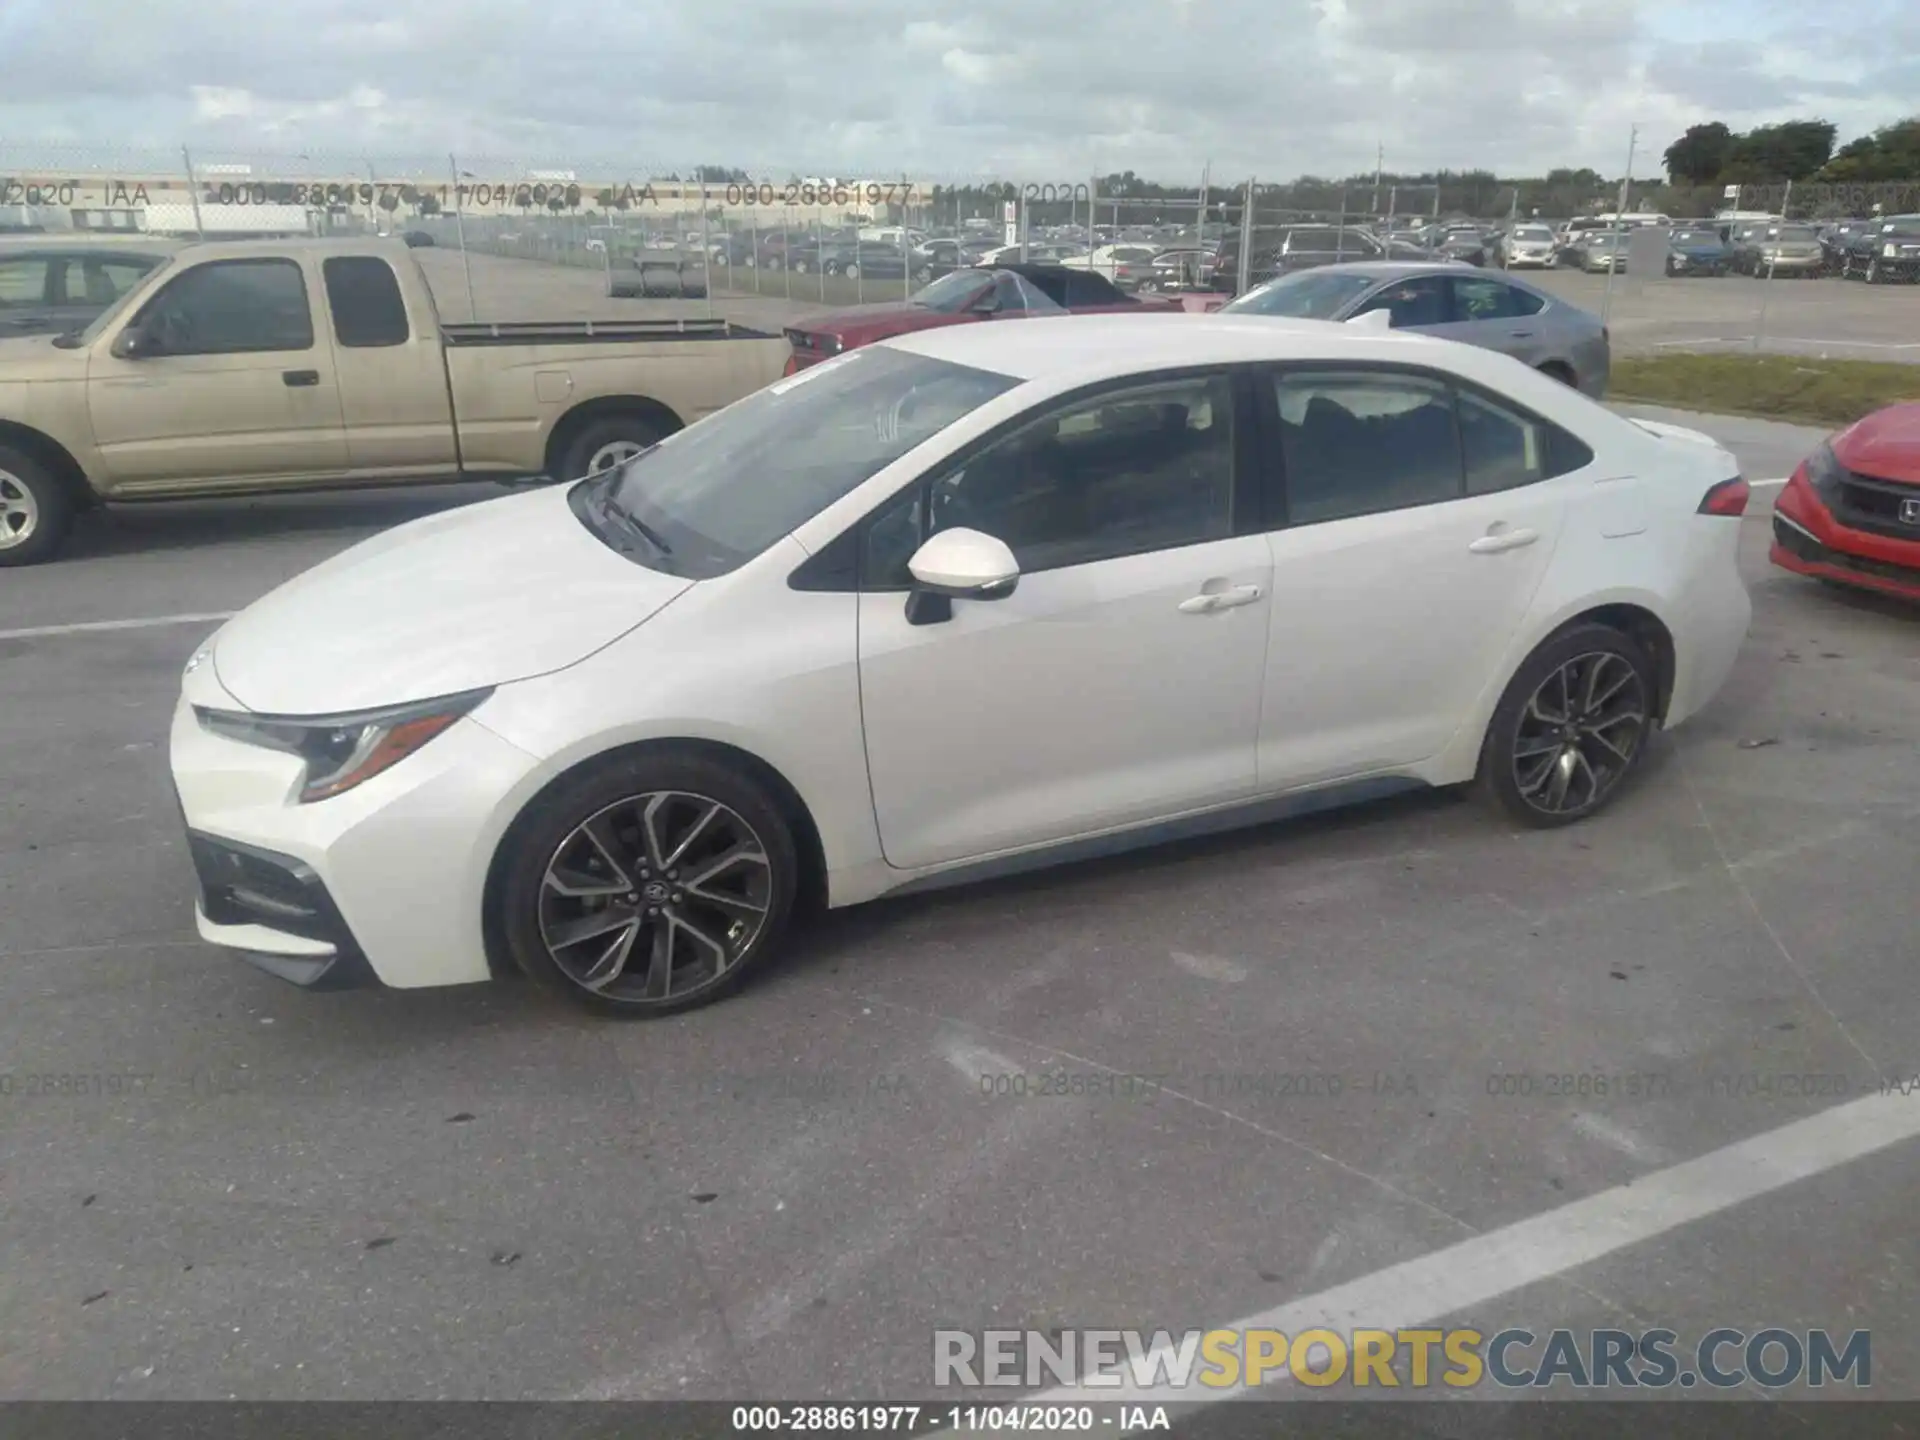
left=0, top=236, right=791, bottom=564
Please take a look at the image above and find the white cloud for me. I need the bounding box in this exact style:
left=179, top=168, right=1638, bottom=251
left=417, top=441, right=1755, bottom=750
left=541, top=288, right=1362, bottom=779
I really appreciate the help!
left=2, top=0, right=1915, bottom=182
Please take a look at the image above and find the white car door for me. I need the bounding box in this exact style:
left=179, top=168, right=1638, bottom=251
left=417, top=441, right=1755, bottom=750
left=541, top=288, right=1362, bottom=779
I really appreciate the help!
left=1254, top=366, right=1593, bottom=787
left=857, top=370, right=1272, bottom=871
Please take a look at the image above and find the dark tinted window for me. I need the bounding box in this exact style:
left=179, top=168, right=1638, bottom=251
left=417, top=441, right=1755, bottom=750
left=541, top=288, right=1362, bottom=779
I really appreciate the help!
left=322, top=256, right=409, bottom=347
left=1352, top=276, right=1451, bottom=328
left=54, top=256, right=155, bottom=306
left=1272, top=371, right=1461, bottom=524
left=1057, top=270, right=1128, bottom=307
left=138, top=259, right=312, bottom=354
left=1452, top=277, right=1542, bottom=321
left=865, top=372, right=1236, bottom=584
left=1457, top=386, right=1591, bottom=495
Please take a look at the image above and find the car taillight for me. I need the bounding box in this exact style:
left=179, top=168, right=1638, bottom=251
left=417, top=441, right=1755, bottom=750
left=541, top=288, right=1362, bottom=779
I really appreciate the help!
left=1698, top=476, right=1750, bottom=516
left=782, top=353, right=801, bottom=377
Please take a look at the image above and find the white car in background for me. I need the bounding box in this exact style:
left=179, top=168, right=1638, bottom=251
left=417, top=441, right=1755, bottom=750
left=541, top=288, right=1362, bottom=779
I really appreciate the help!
left=170, top=315, right=1752, bottom=1017
left=1063, top=243, right=1162, bottom=289
left=1500, top=223, right=1560, bottom=269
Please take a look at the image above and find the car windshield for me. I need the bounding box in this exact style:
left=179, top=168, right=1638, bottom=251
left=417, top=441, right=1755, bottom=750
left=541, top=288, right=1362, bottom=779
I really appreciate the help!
left=1673, top=229, right=1719, bottom=243
left=1222, top=269, right=1381, bottom=319
left=579, top=347, right=1019, bottom=578
left=1768, top=226, right=1819, bottom=242
left=909, top=270, right=995, bottom=311
left=1514, top=227, right=1554, bottom=242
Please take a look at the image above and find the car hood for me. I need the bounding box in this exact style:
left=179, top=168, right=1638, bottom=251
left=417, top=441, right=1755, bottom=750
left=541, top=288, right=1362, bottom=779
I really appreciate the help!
left=211, top=484, right=692, bottom=715
left=796, top=302, right=973, bottom=344
left=1833, top=404, right=1920, bottom=485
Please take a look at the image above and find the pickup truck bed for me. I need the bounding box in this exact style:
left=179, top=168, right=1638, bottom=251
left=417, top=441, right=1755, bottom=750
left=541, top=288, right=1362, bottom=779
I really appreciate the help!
left=0, top=237, right=793, bottom=564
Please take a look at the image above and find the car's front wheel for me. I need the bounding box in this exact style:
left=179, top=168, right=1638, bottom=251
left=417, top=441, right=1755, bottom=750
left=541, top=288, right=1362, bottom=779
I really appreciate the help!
left=498, top=749, right=799, bottom=1017
left=0, top=443, right=75, bottom=567
left=1475, top=623, right=1657, bottom=828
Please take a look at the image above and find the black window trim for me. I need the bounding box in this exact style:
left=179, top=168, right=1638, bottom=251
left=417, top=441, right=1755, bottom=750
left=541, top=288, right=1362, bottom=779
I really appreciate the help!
left=789, top=362, right=1266, bottom=594
left=130, top=256, right=316, bottom=356
left=1254, top=359, right=1597, bottom=529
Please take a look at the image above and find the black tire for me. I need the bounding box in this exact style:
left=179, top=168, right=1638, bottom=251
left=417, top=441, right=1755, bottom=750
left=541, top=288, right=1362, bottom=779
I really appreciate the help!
left=497, top=749, right=800, bottom=1017
left=1537, top=362, right=1577, bottom=388
left=558, top=413, right=669, bottom=481
left=1474, top=623, right=1658, bottom=829
left=0, top=442, right=77, bottom=567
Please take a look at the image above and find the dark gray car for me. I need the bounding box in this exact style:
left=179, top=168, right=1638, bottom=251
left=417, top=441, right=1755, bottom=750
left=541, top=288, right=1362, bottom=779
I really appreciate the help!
left=0, top=244, right=172, bottom=338
left=1221, top=261, right=1610, bottom=398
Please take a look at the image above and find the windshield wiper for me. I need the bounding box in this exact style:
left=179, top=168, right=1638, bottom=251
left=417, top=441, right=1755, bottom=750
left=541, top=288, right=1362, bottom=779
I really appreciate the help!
left=594, top=479, right=673, bottom=556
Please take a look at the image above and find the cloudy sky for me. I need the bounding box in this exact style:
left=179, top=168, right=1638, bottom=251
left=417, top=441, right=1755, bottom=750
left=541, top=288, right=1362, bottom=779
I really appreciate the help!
left=1, top=0, right=1915, bottom=183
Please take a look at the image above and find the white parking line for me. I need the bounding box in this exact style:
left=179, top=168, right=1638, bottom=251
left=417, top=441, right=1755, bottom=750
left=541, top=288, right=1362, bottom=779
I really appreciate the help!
left=0, top=611, right=234, bottom=642
left=1018, top=1091, right=1920, bottom=1409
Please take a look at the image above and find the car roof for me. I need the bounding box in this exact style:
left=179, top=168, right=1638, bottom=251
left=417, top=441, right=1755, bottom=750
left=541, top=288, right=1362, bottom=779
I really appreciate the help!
left=881, top=311, right=1461, bottom=383
left=0, top=241, right=176, bottom=261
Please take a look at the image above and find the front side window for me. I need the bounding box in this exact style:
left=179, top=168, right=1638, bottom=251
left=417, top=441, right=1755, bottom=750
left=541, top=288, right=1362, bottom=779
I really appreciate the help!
left=1352, top=276, right=1450, bottom=328
left=586, top=346, right=1018, bottom=579
left=864, top=372, right=1236, bottom=586
left=135, top=259, right=313, bottom=355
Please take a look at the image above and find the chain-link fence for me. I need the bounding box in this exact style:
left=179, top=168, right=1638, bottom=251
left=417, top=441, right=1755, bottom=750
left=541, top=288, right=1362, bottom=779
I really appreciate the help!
left=3, top=140, right=1918, bottom=359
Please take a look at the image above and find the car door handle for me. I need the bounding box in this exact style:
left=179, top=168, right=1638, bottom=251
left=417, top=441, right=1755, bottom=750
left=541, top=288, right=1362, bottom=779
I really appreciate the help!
left=1508, top=329, right=1535, bottom=337
left=1178, top=583, right=1263, bottom=613
left=1468, top=527, right=1540, bottom=554
left=282, top=369, right=321, bottom=387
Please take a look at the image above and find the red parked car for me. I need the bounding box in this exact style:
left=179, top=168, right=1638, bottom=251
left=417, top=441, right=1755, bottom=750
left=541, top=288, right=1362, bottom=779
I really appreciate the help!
left=1771, top=403, right=1920, bottom=603
left=780, top=263, right=1207, bottom=372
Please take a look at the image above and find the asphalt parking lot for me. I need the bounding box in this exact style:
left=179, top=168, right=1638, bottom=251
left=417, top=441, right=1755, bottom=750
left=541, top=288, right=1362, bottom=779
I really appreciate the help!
left=4, top=385, right=1920, bottom=1403
left=416, top=246, right=1920, bottom=365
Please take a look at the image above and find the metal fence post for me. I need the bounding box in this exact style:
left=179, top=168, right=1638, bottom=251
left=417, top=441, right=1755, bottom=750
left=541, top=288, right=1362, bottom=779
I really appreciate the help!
left=1236, top=179, right=1255, bottom=296
left=699, top=178, right=714, bottom=318
left=1335, top=184, right=1348, bottom=260
left=814, top=211, right=824, bottom=303
left=448, top=153, right=477, bottom=321
left=1088, top=176, right=1099, bottom=261
left=1428, top=186, right=1440, bottom=256
left=180, top=147, right=205, bottom=238
left=1752, top=177, right=1792, bottom=353
left=1601, top=125, right=1637, bottom=327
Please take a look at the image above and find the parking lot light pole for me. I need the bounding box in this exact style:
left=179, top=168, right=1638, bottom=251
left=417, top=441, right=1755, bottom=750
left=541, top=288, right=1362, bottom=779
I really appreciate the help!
left=1237, top=179, right=1255, bottom=296
left=180, top=147, right=206, bottom=239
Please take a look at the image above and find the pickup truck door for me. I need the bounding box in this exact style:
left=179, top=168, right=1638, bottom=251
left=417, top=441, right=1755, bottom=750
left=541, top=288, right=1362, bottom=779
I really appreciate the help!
left=315, top=253, right=459, bottom=476
left=87, top=255, right=350, bottom=489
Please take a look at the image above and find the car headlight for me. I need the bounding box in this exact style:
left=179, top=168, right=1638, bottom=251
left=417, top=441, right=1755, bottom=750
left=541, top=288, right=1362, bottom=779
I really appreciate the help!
left=195, top=689, right=492, bottom=803
left=1804, top=441, right=1846, bottom=501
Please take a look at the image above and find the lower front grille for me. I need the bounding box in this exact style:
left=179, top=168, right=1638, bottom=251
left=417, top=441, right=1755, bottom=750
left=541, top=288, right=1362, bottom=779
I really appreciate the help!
left=1774, top=514, right=1920, bottom=587
left=188, top=834, right=351, bottom=947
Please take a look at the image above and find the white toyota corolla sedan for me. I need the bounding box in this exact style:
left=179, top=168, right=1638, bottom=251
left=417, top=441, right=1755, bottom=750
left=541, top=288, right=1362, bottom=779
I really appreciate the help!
left=170, top=314, right=1752, bottom=1015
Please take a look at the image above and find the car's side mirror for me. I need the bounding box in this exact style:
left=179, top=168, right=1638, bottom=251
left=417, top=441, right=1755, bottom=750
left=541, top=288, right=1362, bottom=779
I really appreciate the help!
left=110, top=323, right=154, bottom=359
left=904, top=527, right=1020, bottom=625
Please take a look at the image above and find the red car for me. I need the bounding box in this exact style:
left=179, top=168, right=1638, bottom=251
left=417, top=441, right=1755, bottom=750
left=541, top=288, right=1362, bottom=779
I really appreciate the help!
left=780, top=263, right=1208, bottom=372
left=1771, top=402, right=1920, bottom=603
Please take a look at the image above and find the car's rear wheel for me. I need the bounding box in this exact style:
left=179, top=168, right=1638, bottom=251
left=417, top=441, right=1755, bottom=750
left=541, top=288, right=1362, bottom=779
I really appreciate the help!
left=499, top=750, right=799, bottom=1017
left=1475, top=624, right=1656, bottom=828
left=1537, top=361, right=1577, bottom=388
left=0, top=444, right=75, bottom=568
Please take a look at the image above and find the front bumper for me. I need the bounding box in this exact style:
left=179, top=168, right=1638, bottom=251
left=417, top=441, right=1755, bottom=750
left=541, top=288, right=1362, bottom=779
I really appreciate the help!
left=1770, top=471, right=1920, bottom=602
left=170, top=680, right=545, bottom=991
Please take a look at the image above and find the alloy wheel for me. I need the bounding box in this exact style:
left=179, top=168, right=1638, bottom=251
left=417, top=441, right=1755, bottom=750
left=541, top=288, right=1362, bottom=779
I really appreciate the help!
left=1510, top=651, right=1648, bottom=818
left=0, top=470, right=39, bottom=550
left=586, top=440, right=646, bottom=474
left=537, top=791, right=772, bottom=1003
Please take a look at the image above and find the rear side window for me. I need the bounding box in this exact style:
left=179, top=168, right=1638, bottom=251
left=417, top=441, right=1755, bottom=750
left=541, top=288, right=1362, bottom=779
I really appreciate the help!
left=323, top=256, right=409, bottom=348
left=1456, top=386, right=1592, bottom=495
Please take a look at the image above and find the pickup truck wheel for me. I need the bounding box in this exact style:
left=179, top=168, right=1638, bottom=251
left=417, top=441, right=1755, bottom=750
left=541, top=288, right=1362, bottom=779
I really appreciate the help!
left=0, top=446, right=74, bottom=567
left=563, top=416, right=668, bottom=480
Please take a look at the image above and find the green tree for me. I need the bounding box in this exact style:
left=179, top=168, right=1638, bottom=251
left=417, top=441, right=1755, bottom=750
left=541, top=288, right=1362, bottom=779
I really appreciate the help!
left=1818, top=117, right=1920, bottom=181
left=1664, top=123, right=1733, bottom=184
left=1720, top=119, right=1836, bottom=182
